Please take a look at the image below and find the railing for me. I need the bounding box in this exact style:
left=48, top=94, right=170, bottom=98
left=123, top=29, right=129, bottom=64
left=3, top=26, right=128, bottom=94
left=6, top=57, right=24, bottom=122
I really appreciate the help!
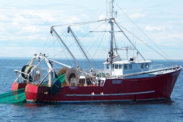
left=149, top=64, right=177, bottom=71
left=149, top=64, right=166, bottom=70
left=93, top=64, right=180, bottom=79
left=120, top=65, right=180, bottom=78
left=14, top=67, right=51, bottom=83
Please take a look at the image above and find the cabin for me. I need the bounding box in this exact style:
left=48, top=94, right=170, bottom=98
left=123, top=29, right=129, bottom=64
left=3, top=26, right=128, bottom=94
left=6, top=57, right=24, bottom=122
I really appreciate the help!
left=103, top=59, right=152, bottom=76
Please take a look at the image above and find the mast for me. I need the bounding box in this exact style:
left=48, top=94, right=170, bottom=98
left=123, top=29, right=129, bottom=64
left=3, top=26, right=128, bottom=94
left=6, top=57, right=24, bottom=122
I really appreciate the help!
left=109, top=0, right=115, bottom=75
left=108, top=0, right=146, bottom=62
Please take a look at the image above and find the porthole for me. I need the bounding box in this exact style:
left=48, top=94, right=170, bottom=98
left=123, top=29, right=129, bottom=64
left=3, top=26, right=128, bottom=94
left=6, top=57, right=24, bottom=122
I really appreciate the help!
left=141, top=64, right=144, bottom=68
left=145, top=64, right=149, bottom=68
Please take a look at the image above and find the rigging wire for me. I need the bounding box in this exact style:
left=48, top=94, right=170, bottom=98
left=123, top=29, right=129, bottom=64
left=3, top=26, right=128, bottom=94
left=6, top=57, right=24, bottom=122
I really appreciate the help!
left=88, top=31, right=103, bottom=52
left=51, top=21, right=107, bottom=69
left=43, top=37, right=57, bottom=54
left=114, top=1, right=177, bottom=65
left=53, top=19, right=107, bottom=27
left=106, top=28, right=110, bottom=59
left=120, top=34, right=127, bottom=47
left=93, top=24, right=108, bottom=58
left=43, top=29, right=66, bottom=53
left=54, top=33, right=72, bottom=67
left=88, top=23, right=109, bottom=52
left=106, top=0, right=107, bottom=17
left=113, top=34, right=118, bottom=54
left=41, top=34, right=50, bottom=53
left=80, top=22, right=106, bottom=40
left=117, top=23, right=177, bottom=65
left=51, top=21, right=106, bottom=59
left=73, top=23, right=109, bottom=69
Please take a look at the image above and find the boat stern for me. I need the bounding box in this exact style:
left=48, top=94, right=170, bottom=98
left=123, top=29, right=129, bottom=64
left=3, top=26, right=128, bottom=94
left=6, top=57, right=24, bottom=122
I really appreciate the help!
left=25, top=84, right=39, bottom=102
left=11, top=83, right=27, bottom=91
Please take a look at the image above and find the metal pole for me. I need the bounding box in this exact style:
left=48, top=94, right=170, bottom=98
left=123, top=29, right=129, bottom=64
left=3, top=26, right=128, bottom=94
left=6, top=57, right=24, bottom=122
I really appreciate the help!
left=48, top=70, right=53, bottom=87
left=29, top=56, right=36, bottom=65
left=50, top=59, right=72, bottom=68
left=51, top=26, right=82, bottom=70
left=109, top=0, right=114, bottom=76
left=115, top=21, right=146, bottom=61
left=45, top=58, right=53, bottom=87
left=38, top=71, right=51, bottom=86
left=14, top=57, right=36, bottom=83
left=68, top=26, right=95, bottom=71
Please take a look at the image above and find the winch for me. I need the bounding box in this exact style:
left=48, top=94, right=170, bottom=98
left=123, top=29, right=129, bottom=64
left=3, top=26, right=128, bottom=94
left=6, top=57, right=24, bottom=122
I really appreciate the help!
left=21, top=65, right=43, bottom=82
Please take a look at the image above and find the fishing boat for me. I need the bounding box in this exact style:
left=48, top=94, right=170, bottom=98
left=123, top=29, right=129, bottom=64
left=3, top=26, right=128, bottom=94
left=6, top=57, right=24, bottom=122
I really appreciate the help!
left=12, top=0, right=181, bottom=103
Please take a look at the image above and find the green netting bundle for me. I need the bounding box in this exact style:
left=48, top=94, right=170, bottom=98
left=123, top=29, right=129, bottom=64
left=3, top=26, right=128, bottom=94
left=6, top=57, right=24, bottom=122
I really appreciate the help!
left=41, top=74, right=65, bottom=86
left=56, top=74, right=65, bottom=84
left=0, top=88, right=26, bottom=104
left=0, top=74, right=66, bottom=104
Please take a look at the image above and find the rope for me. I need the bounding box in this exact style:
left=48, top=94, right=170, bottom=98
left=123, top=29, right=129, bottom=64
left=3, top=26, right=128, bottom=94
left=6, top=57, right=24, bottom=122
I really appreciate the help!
left=117, top=23, right=177, bottom=65
left=41, top=34, right=50, bottom=53
left=51, top=22, right=107, bottom=69
left=51, top=22, right=105, bottom=59
left=43, top=37, right=57, bottom=53
left=52, top=19, right=107, bottom=27
left=93, top=24, right=108, bottom=58
left=114, top=1, right=177, bottom=65
left=79, top=22, right=106, bottom=41
left=50, top=32, right=69, bottom=59
left=43, top=30, right=66, bottom=54
left=75, top=23, right=109, bottom=69
left=56, top=33, right=72, bottom=67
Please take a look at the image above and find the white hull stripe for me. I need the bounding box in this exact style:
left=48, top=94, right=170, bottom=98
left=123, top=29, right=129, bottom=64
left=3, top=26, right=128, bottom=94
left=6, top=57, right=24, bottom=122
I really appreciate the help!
left=26, top=97, right=167, bottom=103
left=66, top=90, right=155, bottom=97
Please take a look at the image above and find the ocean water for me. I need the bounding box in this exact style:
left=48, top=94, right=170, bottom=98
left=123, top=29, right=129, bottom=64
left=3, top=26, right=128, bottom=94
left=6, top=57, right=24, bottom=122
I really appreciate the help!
left=0, top=58, right=183, bottom=122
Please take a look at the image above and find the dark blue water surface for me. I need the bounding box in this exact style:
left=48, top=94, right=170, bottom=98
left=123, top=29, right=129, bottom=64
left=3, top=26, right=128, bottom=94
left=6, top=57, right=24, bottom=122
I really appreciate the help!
left=0, top=58, right=183, bottom=122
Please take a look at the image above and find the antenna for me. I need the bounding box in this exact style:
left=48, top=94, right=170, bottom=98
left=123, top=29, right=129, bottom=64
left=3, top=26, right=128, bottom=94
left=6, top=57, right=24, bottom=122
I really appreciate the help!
left=106, top=0, right=107, bottom=18
left=115, top=11, right=117, bottom=18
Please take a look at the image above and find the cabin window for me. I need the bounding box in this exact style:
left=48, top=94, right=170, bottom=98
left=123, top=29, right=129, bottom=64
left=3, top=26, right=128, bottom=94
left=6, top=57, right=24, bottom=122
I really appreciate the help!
left=129, top=64, right=132, bottom=69
left=119, top=65, right=122, bottom=69
left=145, top=64, right=149, bottom=68
left=107, top=64, right=109, bottom=69
left=141, top=64, right=144, bottom=68
left=115, top=64, right=118, bottom=69
left=124, top=64, right=127, bottom=70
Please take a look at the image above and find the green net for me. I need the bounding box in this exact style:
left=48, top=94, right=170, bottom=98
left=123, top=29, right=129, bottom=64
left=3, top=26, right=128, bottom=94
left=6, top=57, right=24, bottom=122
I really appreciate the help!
left=41, top=74, right=66, bottom=86
left=56, top=74, right=65, bottom=84
left=0, top=74, right=65, bottom=104
left=0, top=88, right=26, bottom=104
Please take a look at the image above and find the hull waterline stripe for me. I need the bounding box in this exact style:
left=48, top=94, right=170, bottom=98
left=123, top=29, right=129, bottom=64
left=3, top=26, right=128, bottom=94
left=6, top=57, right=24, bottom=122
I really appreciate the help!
left=26, top=97, right=167, bottom=103
left=66, top=90, right=155, bottom=97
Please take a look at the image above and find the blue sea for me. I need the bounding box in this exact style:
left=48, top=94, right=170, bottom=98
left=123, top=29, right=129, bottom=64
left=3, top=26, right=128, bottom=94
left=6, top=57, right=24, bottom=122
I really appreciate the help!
left=0, top=58, right=183, bottom=122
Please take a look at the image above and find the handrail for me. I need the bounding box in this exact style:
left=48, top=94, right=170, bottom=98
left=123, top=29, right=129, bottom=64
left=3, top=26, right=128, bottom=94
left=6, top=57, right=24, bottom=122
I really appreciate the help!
left=119, top=66, right=181, bottom=78
left=149, top=64, right=166, bottom=70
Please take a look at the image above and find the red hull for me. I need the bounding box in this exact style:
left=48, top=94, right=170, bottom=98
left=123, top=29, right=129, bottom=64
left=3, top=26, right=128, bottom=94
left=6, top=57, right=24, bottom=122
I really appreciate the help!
left=11, top=83, right=27, bottom=91
left=25, top=68, right=181, bottom=103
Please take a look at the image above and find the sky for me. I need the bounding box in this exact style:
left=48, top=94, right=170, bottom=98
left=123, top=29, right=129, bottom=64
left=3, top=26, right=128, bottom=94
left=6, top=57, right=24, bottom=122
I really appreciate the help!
left=0, top=0, right=182, bottom=60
